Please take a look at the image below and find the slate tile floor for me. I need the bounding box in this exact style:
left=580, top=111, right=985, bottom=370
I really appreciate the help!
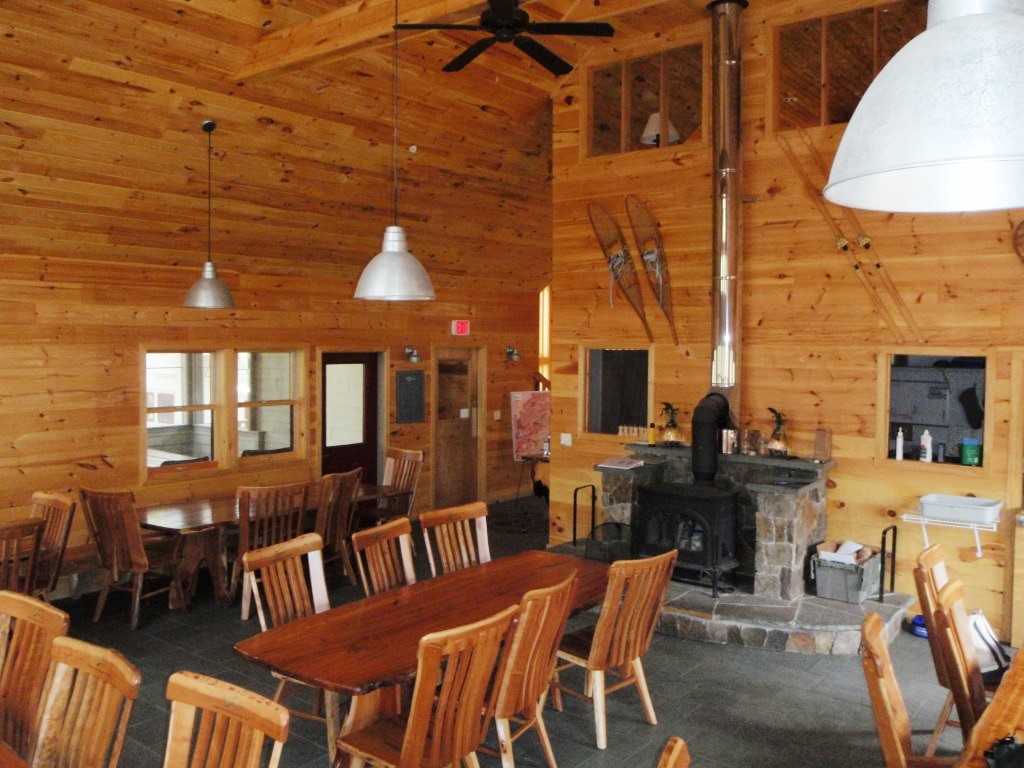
left=54, top=497, right=963, bottom=767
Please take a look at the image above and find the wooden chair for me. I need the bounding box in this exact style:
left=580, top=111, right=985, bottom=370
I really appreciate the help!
left=656, top=737, right=691, bottom=768
left=231, top=482, right=308, bottom=620
left=0, top=518, right=44, bottom=595
left=379, top=447, right=423, bottom=518
left=162, top=671, right=290, bottom=768
left=314, top=467, right=362, bottom=585
left=0, top=591, right=70, bottom=761
left=419, top=501, right=491, bottom=577
left=335, top=603, right=519, bottom=768
left=28, top=492, right=76, bottom=600
left=934, top=579, right=989, bottom=743
left=79, top=487, right=182, bottom=631
left=351, top=517, right=417, bottom=597
left=243, top=532, right=330, bottom=724
left=914, top=543, right=959, bottom=756
left=31, top=636, right=140, bottom=768
left=484, top=572, right=576, bottom=768
left=550, top=549, right=677, bottom=750
left=860, top=612, right=956, bottom=768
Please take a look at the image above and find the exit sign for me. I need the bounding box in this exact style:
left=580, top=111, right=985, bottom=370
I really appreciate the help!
left=451, top=319, right=471, bottom=336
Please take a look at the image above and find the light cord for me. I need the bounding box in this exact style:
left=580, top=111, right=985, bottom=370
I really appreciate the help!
left=392, top=0, right=399, bottom=226
left=207, top=126, right=213, bottom=260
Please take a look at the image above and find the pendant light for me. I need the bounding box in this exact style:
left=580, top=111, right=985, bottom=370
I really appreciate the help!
left=824, top=0, right=1024, bottom=213
left=183, top=120, right=235, bottom=309
left=354, top=0, right=435, bottom=301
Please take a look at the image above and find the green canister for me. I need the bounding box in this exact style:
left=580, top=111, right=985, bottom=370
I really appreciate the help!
left=961, top=437, right=981, bottom=466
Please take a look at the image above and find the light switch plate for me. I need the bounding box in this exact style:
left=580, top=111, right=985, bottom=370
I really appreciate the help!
left=459, top=408, right=470, bottom=419
left=493, top=410, right=501, bottom=421
left=560, top=432, right=572, bottom=447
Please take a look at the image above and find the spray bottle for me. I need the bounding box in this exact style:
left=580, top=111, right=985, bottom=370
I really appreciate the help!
left=919, top=429, right=933, bottom=462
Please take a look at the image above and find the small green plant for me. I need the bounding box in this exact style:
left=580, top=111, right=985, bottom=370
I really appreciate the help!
left=768, top=407, right=785, bottom=431
left=660, top=402, right=679, bottom=427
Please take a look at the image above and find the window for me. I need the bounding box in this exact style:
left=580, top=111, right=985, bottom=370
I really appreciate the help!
left=887, top=355, right=985, bottom=465
left=145, top=349, right=302, bottom=472
left=586, top=349, right=649, bottom=434
left=589, top=43, right=703, bottom=157
left=237, top=351, right=296, bottom=457
left=145, top=352, right=214, bottom=467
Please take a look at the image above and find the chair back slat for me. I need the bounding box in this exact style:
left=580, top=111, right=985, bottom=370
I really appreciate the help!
left=419, top=502, right=490, bottom=577
left=237, top=484, right=308, bottom=560
left=32, top=636, right=140, bottom=768
left=352, top=518, right=416, bottom=597
left=163, top=671, right=289, bottom=768
left=495, top=572, right=575, bottom=720
left=587, top=549, right=676, bottom=670
left=402, top=605, right=518, bottom=768
left=657, top=737, right=692, bottom=768
left=0, top=520, right=44, bottom=596
left=0, top=591, right=69, bottom=760
left=913, top=543, right=951, bottom=690
left=28, top=492, right=75, bottom=598
left=861, top=612, right=914, bottom=768
left=243, top=533, right=328, bottom=631
left=315, top=468, right=362, bottom=565
left=80, top=489, right=150, bottom=578
left=935, top=579, right=988, bottom=739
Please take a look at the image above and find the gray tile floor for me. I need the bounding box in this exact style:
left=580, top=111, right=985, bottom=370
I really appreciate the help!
left=55, top=498, right=963, bottom=767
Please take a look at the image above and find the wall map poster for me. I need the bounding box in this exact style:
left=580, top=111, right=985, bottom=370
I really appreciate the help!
left=510, top=391, right=550, bottom=461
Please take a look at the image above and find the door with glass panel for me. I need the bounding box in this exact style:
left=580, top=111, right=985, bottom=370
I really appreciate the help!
left=321, top=352, right=379, bottom=483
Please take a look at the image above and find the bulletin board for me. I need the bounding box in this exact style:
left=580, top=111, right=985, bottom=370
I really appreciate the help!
left=510, top=391, right=550, bottom=460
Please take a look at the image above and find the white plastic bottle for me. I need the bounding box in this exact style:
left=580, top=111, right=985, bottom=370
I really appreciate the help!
left=895, top=428, right=904, bottom=461
left=919, top=429, right=932, bottom=462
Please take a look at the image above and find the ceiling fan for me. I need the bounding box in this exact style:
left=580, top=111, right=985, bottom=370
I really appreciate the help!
left=394, top=0, right=614, bottom=76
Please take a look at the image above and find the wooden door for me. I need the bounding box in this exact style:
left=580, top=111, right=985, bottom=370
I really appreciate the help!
left=433, top=347, right=482, bottom=507
left=321, top=352, right=379, bottom=483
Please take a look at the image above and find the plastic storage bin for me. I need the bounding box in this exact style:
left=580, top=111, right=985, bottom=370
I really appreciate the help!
left=812, top=544, right=881, bottom=604
left=919, top=494, right=1002, bottom=524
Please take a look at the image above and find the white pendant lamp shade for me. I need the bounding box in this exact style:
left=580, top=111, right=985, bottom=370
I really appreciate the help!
left=824, top=0, right=1024, bottom=213
left=354, top=225, right=435, bottom=301
left=640, top=112, right=681, bottom=146
left=184, top=261, right=235, bottom=309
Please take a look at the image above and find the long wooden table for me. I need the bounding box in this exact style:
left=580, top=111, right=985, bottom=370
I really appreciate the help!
left=956, top=655, right=1024, bottom=767
left=138, top=483, right=410, bottom=611
left=0, top=741, right=28, bottom=768
left=233, top=550, right=610, bottom=765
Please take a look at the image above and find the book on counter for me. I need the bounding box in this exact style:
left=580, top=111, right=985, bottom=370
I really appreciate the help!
left=596, top=456, right=644, bottom=470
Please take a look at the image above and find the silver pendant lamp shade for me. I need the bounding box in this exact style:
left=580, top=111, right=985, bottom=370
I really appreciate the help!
left=824, top=0, right=1024, bottom=213
left=354, top=0, right=435, bottom=301
left=183, top=120, right=235, bottom=309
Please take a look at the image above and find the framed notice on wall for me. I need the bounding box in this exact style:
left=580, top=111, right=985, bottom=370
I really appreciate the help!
left=396, top=370, right=425, bottom=424
left=510, top=391, right=550, bottom=461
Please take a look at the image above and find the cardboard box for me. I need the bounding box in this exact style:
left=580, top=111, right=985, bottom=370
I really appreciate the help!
left=812, top=542, right=881, bottom=604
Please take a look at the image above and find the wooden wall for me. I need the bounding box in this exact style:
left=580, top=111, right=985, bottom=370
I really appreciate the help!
left=0, top=1, right=553, bottom=549
left=548, top=0, right=1024, bottom=638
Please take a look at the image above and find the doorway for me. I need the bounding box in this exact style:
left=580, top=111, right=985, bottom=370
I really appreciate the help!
left=321, top=352, right=379, bottom=483
left=433, top=347, right=484, bottom=507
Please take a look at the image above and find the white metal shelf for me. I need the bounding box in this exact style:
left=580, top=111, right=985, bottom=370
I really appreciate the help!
left=901, top=513, right=998, bottom=558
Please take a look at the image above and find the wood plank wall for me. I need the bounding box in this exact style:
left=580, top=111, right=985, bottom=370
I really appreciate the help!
left=0, top=1, right=553, bottom=550
left=549, top=0, right=1024, bottom=638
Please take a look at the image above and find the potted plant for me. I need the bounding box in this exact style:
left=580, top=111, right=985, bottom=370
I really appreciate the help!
left=767, top=407, right=789, bottom=456
left=660, top=402, right=683, bottom=445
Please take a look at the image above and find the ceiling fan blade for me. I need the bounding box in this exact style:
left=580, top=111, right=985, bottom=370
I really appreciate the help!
left=512, top=36, right=573, bottom=76
left=443, top=36, right=498, bottom=72
left=395, top=22, right=484, bottom=30
left=525, top=21, right=614, bottom=37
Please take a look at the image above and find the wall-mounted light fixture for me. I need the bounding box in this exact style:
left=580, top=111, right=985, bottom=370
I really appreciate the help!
left=506, top=345, right=521, bottom=362
left=405, top=346, right=421, bottom=363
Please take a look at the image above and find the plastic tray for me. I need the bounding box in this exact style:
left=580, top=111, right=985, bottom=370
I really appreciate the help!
left=919, top=494, right=1001, bottom=524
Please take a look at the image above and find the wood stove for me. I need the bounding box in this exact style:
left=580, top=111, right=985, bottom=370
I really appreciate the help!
left=635, top=483, right=739, bottom=596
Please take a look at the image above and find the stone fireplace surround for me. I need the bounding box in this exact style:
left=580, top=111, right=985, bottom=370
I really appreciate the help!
left=594, top=444, right=912, bottom=654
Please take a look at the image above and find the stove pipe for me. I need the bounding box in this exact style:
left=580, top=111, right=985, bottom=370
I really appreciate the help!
left=692, top=392, right=735, bottom=486
left=708, top=0, right=746, bottom=416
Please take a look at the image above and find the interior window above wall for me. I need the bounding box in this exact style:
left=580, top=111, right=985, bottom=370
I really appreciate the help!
left=775, top=0, right=926, bottom=131
left=588, top=43, right=702, bottom=157
left=145, top=352, right=215, bottom=467
left=238, top=351, right=297, bottom=457
left=586, top=349, right=649, bottom=434
left=888, top=355, right=986, bottom=465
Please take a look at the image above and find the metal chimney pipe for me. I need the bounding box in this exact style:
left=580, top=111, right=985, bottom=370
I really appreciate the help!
left=708, top=0, right=746, bottom=418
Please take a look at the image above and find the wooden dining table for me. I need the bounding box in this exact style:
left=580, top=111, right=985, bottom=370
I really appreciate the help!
left=233, top=549, right=610, bottom=765
left=0, top=741, right=28, bottom=768
left=138, top=483, right=414, bottom=611
left=955, top=654, right=1024, bottom=767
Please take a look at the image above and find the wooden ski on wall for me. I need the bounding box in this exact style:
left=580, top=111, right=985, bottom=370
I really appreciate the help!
left=588, top=201, right=653, bottom=341
left=626, top=194, right=680, bottom=345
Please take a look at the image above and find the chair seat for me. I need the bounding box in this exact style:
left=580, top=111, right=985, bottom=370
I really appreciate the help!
left=140, top=531, right=184, bottom=569
left=558, top=625, right=596, bottom=662
left=338, top=715, right=408, bottom=767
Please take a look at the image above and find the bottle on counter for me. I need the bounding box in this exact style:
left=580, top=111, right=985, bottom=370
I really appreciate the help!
left=919, top=429, right=932, bottom=462
left=895, top=428, right=904, bottom=461
left=647, top=422, right=657, bottom=445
